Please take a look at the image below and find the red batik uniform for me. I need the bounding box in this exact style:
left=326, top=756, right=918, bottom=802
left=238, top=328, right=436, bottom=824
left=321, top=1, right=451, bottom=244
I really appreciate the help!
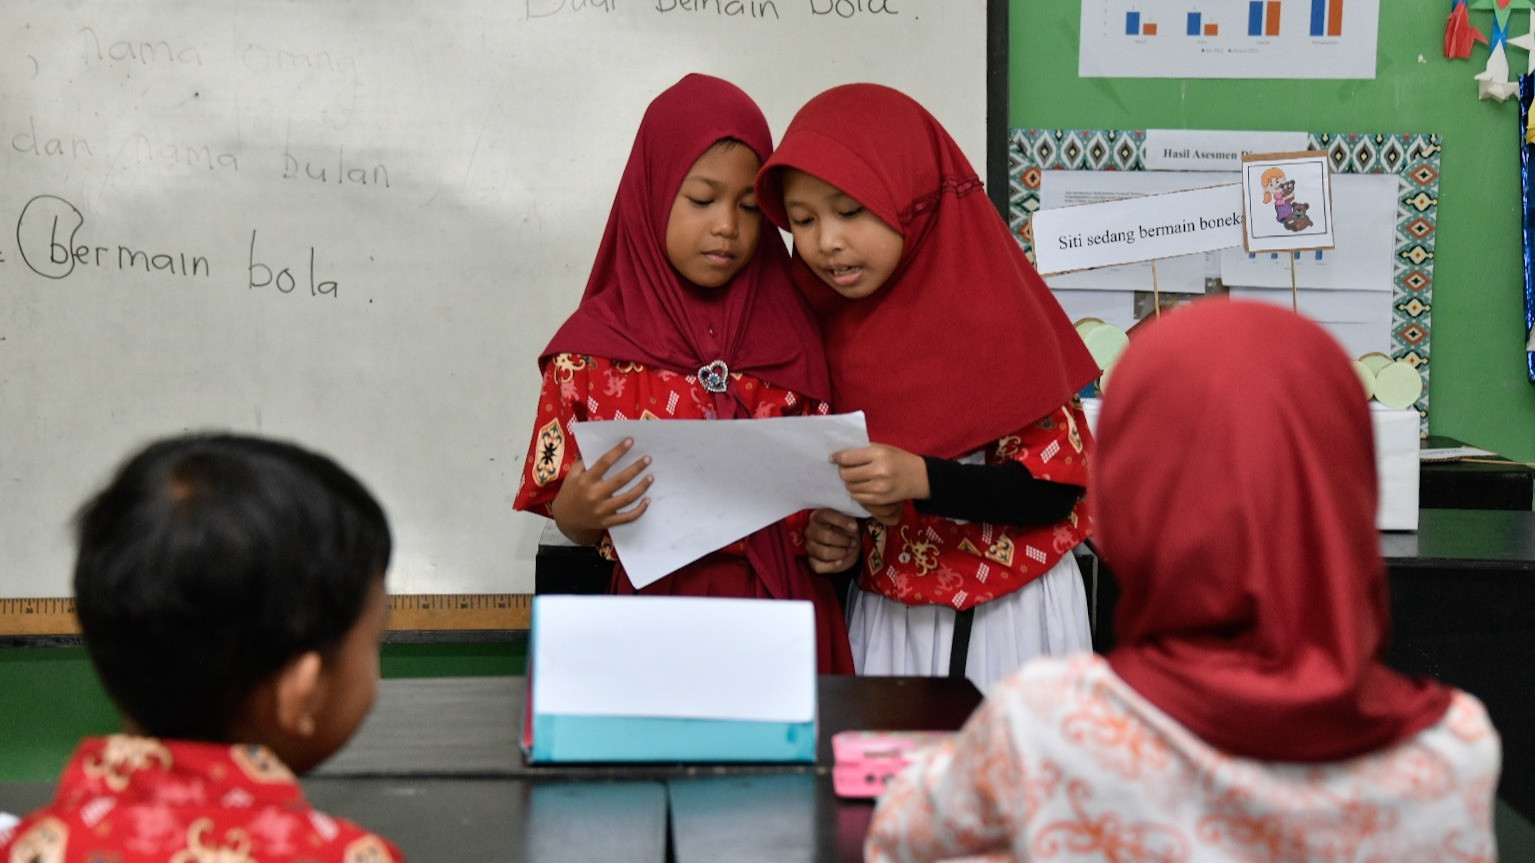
left=858, top=402, right=1092, bottom=611
left=0, top=736, right=402, bottom=863
left=758, top=84, right=1101, bottom=691
left=514, top=353, right=855, bottom=674
left=511, top=75, right=853, bottom=674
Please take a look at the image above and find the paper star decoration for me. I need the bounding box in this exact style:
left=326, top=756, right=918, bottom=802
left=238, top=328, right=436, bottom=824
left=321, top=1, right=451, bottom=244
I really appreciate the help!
left=1510, top=11, right=1535, bottom=71
left=1470, top=0, right=1533, bottom=15
left=1476, top=43, right=1521, bottom=100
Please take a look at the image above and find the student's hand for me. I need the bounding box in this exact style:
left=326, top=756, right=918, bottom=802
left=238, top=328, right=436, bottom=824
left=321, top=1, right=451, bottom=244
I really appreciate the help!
left=831, top=444, right=929, bottom=524
left=549, top=438, right=653, bottom=546
left=860, top=502, right=904, bottom=527
left=805, top=508, right=861, bottom=573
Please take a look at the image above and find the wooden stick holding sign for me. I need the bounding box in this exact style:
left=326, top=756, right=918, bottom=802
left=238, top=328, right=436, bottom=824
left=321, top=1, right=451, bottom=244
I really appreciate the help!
left=1030, top=183, right=1246, bottom=387
left=1239, top=151, right=1337, bottom=313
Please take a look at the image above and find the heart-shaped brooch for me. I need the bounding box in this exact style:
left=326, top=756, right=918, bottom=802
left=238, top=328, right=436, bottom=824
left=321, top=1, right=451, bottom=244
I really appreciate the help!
left=698, top=360, right=729, bottom=393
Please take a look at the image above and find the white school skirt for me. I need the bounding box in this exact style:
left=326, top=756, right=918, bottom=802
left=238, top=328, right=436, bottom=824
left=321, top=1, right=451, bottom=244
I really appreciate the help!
left=846, top=551, right=1093, bottom=695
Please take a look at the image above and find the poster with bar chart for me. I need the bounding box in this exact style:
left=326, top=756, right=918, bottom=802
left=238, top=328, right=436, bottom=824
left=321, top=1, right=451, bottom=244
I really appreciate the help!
left=1081, top=0, right=1379, bottom=79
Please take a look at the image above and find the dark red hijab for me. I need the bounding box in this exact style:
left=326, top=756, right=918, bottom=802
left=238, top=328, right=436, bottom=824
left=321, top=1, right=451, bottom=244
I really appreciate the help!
left=540, top=74, right=827, bottom=600
left=542, top=73, right=829, bottom=408
left=756, top=83, right=1097, bottom=459
left=1096, top=299, right=1452, bottom=762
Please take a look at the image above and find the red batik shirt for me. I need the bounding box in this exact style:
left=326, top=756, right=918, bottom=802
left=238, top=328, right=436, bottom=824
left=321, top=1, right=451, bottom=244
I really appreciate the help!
left=0, top=735, right=402, bottom=863
left=859, top=400, right=1093, bottom=611
left=514, top=353, right=830, bottom=560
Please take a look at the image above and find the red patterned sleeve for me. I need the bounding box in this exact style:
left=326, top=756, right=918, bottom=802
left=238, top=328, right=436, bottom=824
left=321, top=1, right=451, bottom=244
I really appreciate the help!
left=997, top=398, right=1092, bottom=486
left=512, top=354, right=592, bottom=516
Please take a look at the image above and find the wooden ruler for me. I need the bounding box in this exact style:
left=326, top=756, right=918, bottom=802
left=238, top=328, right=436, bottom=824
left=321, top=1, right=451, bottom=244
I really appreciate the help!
left=0, top=594, right=533, bottom=637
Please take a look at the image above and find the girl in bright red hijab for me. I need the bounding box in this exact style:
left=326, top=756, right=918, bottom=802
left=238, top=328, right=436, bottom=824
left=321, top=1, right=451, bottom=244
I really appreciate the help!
left=865, top=300, right=1499, bottom=862
left=756, top=83, right=1099, bottom=692
left=513, top=74, right=853, bottom=674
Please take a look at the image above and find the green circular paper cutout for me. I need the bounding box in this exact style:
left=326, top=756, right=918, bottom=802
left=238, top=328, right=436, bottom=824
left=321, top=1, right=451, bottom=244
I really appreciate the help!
left=1373, top=360, right=1422, bottom=409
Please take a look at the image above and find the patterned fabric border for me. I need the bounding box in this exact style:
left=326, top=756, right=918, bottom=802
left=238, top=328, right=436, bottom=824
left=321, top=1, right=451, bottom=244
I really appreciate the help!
left=1009, top=129, right=1438, bottom=431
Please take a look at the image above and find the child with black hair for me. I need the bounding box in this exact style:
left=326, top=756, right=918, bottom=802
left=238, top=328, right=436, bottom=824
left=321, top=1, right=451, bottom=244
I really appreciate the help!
left=0, top=433, right=403, bottom=862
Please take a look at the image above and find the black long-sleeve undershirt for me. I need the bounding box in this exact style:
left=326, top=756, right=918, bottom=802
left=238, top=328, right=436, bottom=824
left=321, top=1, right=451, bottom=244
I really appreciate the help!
left=913, top=456, right=1083, bottom=527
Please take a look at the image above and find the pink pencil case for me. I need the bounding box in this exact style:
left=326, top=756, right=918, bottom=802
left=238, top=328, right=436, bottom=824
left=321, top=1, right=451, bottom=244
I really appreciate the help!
left=831, top=730, right=954, bottom=798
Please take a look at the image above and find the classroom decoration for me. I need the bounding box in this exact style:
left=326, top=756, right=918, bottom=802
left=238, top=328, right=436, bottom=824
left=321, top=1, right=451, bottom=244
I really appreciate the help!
left=1240, top=151, right=1335, bottom=314
left=1352, top=359, right=1379, bottom=398
left=1446, top=0, right=1489, bottom=59
left=1241, top=152, right=1335, bottom=254
left=1012, top=129, right=1440, bottom=432
left=1078, top=0, right=1381, bottom=80
left=1074, top=318, right=1130, bottom=395
left=1447, top=0, right=1535, bottom=100
left=1370, top=358, right=1428, bottom=408
left=1520, top=75, right=1535, bottom=382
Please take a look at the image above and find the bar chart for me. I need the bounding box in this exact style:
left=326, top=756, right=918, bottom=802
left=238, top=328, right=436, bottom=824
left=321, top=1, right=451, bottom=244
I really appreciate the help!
left=1084, top=0, right=1378, bottom=78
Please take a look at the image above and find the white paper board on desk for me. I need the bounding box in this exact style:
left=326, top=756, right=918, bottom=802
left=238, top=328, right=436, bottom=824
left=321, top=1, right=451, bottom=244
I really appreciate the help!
left=527, top=595, right=817, bottom=763
left=1031, top=183, right=1244, bottom=276
left=569, top=412, right=871, bottom=589
left=1373, top=404, right=1420, bottom=531
left=1081, top=398, right=1420, bottom=531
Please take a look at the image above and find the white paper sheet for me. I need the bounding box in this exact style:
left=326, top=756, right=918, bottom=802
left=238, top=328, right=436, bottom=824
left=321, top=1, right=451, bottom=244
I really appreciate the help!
left=1420, top=446, right=1497, bottom=462
left=570, top=412, right=870, bottom=589
left=1143, top=130, right=1310, bottom=171
left=532, top=595, right=816, bottom=722
left=1039, top=170, right=1234, bottom=292
left=1048, top=289, right=1137, bottom=330
left=1032, top=183, right=1244, bottom=275
left=1372, top=404, right=1420, bottom=531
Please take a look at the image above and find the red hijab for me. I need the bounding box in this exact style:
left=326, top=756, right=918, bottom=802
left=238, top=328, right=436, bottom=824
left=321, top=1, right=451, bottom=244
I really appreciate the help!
left=541, top=73, right=829, bottom=408
left=541, top=74, right=827, bottom=600
left=756, top=83, right=1097, bottom=459
left=1096, top=299, right=1452, bottom=762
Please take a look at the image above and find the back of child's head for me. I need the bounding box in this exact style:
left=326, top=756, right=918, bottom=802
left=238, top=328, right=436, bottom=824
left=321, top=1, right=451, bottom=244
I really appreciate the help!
left=73, top=432, right=391, bottom=742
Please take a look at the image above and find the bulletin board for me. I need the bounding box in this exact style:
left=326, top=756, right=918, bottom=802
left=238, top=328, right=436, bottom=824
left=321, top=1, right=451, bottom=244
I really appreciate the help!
left=1009, top=128, right=1440, bottom=430
left=1005, top=4, right=1535, bottom=468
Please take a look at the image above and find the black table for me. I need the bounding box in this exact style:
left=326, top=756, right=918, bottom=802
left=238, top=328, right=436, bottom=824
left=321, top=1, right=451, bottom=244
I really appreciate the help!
left=5, top=674, right=1533, bottom=862
left=313, top=674, right=980, bottom=861
left=1420, top=435, right=1535, bottom=511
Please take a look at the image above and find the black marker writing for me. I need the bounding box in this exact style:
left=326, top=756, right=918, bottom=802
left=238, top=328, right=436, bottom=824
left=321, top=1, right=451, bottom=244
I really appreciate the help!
left=249, top=230, right=338, bottom=298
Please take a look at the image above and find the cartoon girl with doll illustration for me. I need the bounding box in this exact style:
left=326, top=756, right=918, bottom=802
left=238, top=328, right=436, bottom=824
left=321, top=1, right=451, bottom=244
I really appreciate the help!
left=1260, top=167, right=1313, bottom=232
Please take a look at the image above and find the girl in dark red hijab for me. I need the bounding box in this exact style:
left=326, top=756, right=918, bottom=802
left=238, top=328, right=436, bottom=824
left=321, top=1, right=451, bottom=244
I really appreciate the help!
left=513, top=74, right=852, bottom=674
left=756, top=84, right=1099, bottom=692
left=1097, top=298, right=1455, bottom=761
left=863, top=300, right=1496, bottom=863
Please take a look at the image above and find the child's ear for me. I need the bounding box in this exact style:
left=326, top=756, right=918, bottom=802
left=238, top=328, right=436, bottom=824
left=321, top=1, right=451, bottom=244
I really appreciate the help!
left=272, top=651, right=324, bottom=739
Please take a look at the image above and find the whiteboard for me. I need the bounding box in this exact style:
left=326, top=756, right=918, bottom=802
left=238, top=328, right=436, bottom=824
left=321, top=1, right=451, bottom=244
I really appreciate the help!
left=0, top=0, right=996, bottom=599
